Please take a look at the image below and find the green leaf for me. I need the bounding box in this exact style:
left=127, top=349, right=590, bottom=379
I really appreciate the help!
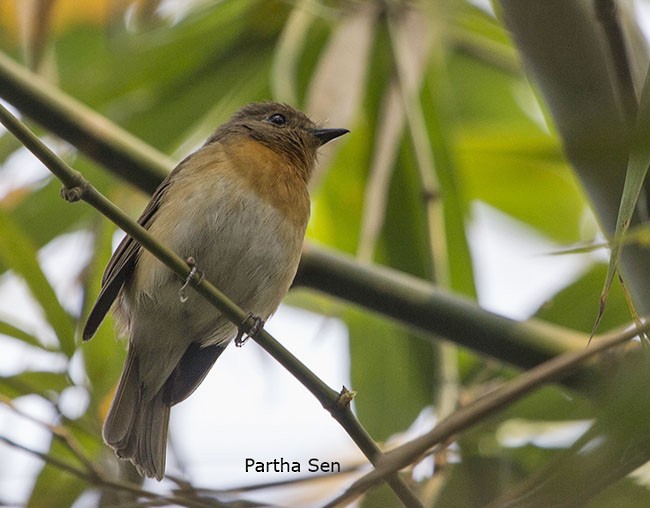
left=437, top=456, right=524, bottom=507
left=589, top=479, right=650, bottom=508
left=534, top=263, right=629, bottom=334
left=28, top=469, right=86, bottom=508
left=309, top=119, right=370, bottom=253
left=0, top=129, right=23, bottom=162
left=4, top=178, right=86, bottom=251
left=379, top=140, right=433, bottom=280
left=0, top=371, right=70, bottom=399
left=422, top=63, right=476, bottom=296
left=457, top=126, right=587, bottom=243
left=346, top=308, right=436, bottom=442
left=27, top=427, right=101, bottom=508
left=53, top=0, right=286, bottom=152
left=0, top=208, right=75, bottom=356
left=0, top=319, right=54, bottom=351
left=594, top=57, right=650, bottom=333
left=360, top=483, right=399, bottom=508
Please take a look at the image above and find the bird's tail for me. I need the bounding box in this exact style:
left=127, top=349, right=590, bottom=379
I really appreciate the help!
left=102, top=349, right=170, bottom=481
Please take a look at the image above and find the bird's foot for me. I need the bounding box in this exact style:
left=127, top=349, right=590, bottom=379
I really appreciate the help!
left=235, top=313, right=264, bottom=347
left=178, top=256, right=204, bottom=303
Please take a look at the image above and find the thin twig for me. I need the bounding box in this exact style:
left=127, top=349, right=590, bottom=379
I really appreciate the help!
left=0, top=394, right=101, bottom=479
left=0, top=434, right=91, bottom=480
left=173, top=461, right=364, bottom=495
left=322, top=321, right=647, bottom=507
left=386, top=10, right=447, bottom=286
left=0, top=102, right=422, bottom=507
left=0, top=434, right=227, bottom=508
left=356, top=83, right=404, bottom=262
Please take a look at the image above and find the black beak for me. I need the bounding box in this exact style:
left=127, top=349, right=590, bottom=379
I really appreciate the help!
left=310, top=128, right=349, bottom=146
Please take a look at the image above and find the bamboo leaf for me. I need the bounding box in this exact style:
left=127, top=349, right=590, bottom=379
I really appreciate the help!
left=0, top=370, right=70, bottom=399
left=27, top=429, right=100, bottom=508
left=0, top=209, right=75, bottom=356
left=594, top=65, right=650, bottom=334
left=346, top=308, right=435, bottom=442
left=0, top=319, right=54, bottom=350
left=535, top=263, right=627, bottom=335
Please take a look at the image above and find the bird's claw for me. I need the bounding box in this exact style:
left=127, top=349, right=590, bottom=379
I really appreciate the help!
left=178, top=256, right=204, bottom=303
left=235, top=313, right=264, bottom=347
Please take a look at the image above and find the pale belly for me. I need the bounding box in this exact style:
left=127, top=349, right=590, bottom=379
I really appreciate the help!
left=120, top=172, right=306, bottom=392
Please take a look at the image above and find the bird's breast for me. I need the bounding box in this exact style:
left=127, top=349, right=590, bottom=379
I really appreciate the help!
left=130, top=141, right=309, bottom=325
left=223, top=137, right=311, bottom=229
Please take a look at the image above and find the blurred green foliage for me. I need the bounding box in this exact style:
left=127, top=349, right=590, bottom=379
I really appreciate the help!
left=0, top=1, right=648, bottom=506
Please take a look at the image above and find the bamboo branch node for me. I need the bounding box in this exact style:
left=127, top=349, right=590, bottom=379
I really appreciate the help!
left=337, top=386, right=357, bottom=408
left=59, top=184, right=86, bottom=203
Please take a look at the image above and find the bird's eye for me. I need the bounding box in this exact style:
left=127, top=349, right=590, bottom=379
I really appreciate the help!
left=267, top=113, right=287, bottom=126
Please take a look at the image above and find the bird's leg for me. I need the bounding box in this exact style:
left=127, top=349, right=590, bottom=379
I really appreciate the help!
left=235, top=313, right=265, bottom=347
left=178, top=256, right=204, bottom=303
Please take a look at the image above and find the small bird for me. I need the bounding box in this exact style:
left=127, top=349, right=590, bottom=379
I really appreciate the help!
left=83, top=102, right=348, bottom=480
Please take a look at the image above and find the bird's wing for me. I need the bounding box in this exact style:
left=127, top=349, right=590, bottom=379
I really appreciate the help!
left=82, top=177, right=174, bottom=341
left=164, top=342, right=228, bottom=406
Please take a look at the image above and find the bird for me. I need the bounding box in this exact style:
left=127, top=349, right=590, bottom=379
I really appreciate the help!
left=82, top=102, right=348, bottom=480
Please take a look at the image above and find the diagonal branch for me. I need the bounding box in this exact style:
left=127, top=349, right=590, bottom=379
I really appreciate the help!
left=322, top=320, right=647, bottom=507
left=295, top=245, right=589, bottom=371
left=0, top=51, right=171, bottom=193
left=0, top=102, right=423, bottom=508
